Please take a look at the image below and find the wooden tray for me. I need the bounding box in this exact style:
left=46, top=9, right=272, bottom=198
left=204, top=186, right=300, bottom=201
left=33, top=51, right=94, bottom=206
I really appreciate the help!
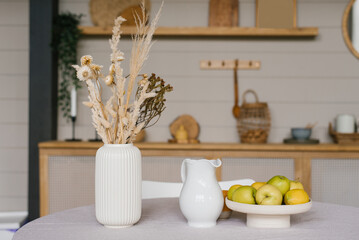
left=329, top=123, right=359, bottom=144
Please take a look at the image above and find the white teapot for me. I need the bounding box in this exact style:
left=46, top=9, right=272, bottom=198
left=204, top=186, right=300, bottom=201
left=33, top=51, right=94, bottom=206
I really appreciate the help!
left=179, top=158, right=223, bottom=228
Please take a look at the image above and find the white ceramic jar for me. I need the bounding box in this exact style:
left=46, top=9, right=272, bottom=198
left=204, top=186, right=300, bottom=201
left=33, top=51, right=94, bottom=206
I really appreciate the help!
left=179, top=159, right=223, bottom=228
left=95, top=144, right=142, bottom=228
left=336, top=114, right=355, bottom=133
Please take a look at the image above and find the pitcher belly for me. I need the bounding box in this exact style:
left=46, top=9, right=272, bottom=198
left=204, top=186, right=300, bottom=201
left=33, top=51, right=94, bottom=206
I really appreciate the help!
left=179, top=189, right=223, bottom=228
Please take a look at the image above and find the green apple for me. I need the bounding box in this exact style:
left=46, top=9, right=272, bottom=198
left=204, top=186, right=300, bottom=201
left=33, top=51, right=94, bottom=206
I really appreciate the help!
left=227, top=184, right=241, bottom=200
left=267, top=175, right=290, bottom=196
left=289, top=180, right=304, bottom=191
left=255, top=184, right=283, bottom=205
left=231, top=186, right=257, bottom=204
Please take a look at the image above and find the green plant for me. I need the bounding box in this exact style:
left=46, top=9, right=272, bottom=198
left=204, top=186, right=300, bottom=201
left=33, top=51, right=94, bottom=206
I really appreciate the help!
left=51, top=12, right=82, bottom=120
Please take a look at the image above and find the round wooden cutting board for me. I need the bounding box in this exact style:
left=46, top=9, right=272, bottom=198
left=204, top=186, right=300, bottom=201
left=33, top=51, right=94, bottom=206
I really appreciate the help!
left=169, top=115, right=200, bottom=140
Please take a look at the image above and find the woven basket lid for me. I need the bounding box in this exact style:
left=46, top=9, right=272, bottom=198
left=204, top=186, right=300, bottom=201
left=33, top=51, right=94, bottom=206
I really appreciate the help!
left=90, top=0, right=151, bottom=27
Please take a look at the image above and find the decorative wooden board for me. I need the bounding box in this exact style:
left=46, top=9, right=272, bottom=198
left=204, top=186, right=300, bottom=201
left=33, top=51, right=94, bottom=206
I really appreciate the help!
left=89, top=0, right=150, bottom=28
left=209, top=0, right=238, bottom=27
left=256, top=0, right=296, bottom=28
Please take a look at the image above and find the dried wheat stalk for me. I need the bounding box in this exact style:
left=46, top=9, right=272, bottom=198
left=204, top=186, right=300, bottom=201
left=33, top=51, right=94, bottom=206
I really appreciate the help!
left=73, top=1, right=170, bottom=144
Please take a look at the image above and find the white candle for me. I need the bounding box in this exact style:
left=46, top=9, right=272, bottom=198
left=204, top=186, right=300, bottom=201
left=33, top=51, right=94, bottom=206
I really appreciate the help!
left=71, top=87, right=77, bottom=117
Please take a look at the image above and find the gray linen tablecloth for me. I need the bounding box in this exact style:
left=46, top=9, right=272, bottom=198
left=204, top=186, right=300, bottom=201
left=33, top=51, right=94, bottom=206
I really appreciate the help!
left=14, top=198, right=359, bottom=240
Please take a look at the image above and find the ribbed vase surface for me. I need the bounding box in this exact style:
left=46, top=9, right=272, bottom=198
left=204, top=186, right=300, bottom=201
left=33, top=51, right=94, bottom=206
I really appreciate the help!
left=95, top=144, right=142, bottom=228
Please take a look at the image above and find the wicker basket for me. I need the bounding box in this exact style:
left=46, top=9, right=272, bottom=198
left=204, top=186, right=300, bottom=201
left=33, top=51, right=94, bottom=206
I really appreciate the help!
left=237, top=89, right=271, bottom=143
left=329, top=123, right=359, bottom=144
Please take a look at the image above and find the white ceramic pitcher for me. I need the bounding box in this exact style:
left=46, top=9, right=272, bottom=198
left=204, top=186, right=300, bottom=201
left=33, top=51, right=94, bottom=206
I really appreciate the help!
left=179, top=158, right=223, bottom=228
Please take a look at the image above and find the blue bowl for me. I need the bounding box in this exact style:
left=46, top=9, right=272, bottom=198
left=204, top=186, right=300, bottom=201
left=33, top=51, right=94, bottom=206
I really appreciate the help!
left=291, top=128, right=312, bottom=140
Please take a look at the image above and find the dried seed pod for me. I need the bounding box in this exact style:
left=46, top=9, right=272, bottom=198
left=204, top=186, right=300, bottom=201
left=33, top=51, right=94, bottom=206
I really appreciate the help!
left=91, top=64, right=103, bottom=72
left=108, top=108, right=117, bottom=118
left=138, top=74, right=149, bottom=86
left=122, top=117, right=129, bottom=126
left=109, top=64, right=115, bottom=74
left=99, top=118, right=111, bottom=129
left=82, top=101, right=94, bottom=108
left=116, top=55, right=125, bottom=61
left=105, top=75, right=114, bottom=86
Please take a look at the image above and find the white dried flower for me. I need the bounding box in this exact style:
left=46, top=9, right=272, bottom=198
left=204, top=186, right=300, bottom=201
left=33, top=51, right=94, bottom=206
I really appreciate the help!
left=77, top=65, right=93, bottom=81
left=81, top=55, right=93, bottom=66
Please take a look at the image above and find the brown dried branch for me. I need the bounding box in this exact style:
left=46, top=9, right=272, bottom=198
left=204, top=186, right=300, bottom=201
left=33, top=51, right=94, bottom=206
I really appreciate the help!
left=136, top=73, right=173, bottom=129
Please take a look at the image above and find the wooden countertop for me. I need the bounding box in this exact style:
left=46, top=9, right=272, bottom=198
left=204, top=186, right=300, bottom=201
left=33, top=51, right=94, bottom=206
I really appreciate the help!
left=38, top=141, right=359, bottom=152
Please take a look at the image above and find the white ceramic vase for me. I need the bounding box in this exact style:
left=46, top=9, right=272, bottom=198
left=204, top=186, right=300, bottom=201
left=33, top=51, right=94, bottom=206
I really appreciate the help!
left=95, top=144, right=142, bottom=228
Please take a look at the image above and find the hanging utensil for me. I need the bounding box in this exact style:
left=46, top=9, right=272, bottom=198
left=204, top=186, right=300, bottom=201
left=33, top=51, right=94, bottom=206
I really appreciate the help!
left=232, top=59, right=240, bottom=118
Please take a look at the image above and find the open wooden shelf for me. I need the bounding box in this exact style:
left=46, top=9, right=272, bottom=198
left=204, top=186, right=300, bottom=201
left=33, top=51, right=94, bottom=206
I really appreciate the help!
left=79, top=26, right=318, bottom=37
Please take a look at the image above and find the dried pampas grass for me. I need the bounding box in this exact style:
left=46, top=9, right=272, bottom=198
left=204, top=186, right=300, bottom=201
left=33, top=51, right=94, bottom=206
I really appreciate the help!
left=73, top=1, right=172, bottom=144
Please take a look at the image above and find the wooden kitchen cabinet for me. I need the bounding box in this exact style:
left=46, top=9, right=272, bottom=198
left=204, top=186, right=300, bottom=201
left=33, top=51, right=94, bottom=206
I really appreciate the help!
left=39, top=141, right=359, bottom=216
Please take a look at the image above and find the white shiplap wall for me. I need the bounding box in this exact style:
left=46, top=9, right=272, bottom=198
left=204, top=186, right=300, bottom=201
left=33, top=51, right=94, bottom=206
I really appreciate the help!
left=0, top=0, right=355, bottom=212
left=58, top=0, right=359, bottom=144
left=0, top=0, right=29, bottom=211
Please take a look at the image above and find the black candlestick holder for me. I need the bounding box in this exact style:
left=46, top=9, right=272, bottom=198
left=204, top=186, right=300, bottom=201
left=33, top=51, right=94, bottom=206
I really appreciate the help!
left=66, top=116, right=81, bottom=141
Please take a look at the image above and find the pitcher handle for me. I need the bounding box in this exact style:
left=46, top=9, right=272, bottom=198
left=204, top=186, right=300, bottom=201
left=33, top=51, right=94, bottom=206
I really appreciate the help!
left=181, top=159, right=190, bottom=182
left=210, top=158, right=222, bottom=168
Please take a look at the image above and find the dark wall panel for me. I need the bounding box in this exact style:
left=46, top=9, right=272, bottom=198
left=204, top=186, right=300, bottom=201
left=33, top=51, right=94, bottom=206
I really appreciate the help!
left=29, top=0, right=58, bottom=220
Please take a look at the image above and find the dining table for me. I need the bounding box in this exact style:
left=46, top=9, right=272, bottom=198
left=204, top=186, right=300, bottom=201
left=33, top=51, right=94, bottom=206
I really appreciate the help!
left=13, top=198, right=359, bottom=240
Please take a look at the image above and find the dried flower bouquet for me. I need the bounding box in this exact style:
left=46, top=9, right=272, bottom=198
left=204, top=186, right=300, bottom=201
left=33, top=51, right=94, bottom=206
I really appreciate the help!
left=73, top=3, right=172, bottom=144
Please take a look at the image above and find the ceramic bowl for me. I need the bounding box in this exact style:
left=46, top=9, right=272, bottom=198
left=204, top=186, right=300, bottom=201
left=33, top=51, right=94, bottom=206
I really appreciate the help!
left=225, top=198, right=312, bottom=228
left=291, top=128, right=312, bottom=140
